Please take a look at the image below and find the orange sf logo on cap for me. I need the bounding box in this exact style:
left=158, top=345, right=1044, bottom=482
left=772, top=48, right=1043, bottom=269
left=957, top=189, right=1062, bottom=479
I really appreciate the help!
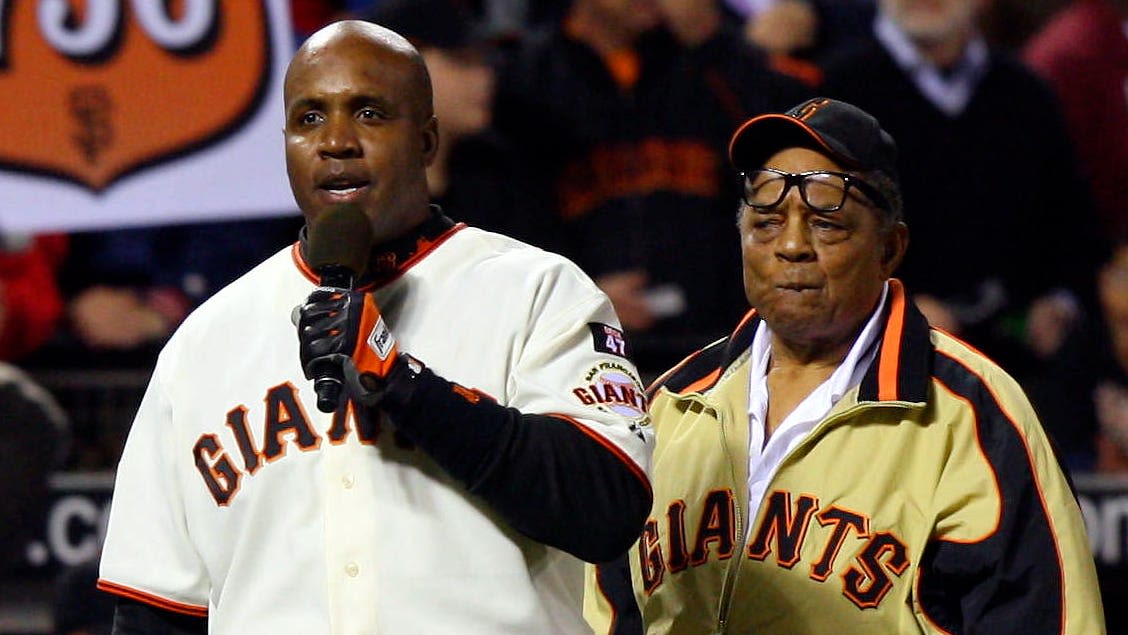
left=0, top=1, right=272, bottom=191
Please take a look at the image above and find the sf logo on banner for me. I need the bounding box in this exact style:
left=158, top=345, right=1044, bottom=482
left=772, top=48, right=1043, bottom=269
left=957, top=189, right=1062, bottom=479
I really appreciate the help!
left=0, top=1, right=274, bottom=191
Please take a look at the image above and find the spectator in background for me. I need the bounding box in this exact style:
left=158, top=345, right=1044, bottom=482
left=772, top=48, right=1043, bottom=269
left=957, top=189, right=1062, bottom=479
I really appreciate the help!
left=494, top=0, right=810, bottom=373
left=726, top=0, right=876, bottom=85
left=978, top=0, right=1073, bottom=50
left=819, top=0, right=1106, bottom=378
left=1028, top=240, right=1128, bottom=474
left=1026, top=237, right=1128, bottom=632
left=0, top=232, right=67, bottom=362
left=1023, top=0, right=1128, bottom=240
left=291, top=0, right=373, bottom=42
left=52, top=215, right=302, bottom=370
left=363, top=0, right=544, bottom=244
left=0, top=232, right=71, bottom=577
left=0, top=362, right=69, bottom=578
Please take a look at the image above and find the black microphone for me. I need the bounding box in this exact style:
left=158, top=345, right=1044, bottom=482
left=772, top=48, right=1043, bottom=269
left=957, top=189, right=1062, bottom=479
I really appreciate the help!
left=305, top=203, right=374, bottom=413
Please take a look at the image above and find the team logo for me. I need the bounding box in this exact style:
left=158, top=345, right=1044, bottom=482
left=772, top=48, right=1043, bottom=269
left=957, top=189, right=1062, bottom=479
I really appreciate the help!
left=572, top=361, right=648, bottom=421
left=0, top=1, right=273, bottom=191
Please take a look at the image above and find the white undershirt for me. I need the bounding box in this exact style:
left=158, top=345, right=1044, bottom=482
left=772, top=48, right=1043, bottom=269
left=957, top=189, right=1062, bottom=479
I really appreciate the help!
left=746, top=282, right=889, bottom=523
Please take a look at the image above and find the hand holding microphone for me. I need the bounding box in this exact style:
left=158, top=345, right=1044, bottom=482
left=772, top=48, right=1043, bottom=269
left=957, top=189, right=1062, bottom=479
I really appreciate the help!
left=297, top=203, right=400, bottom=412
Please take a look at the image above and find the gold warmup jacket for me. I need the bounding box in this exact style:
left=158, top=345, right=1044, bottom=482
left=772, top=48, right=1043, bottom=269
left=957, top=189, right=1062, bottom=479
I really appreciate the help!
left=586, top=280, right=1104, bottom=634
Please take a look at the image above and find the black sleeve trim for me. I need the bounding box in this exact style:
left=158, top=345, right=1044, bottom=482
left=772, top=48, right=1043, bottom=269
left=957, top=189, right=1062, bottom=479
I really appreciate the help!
left=377, top=363, right=652, bottom=563
left=112, top=598, right=207, bottom=635
left=595, top=554, right=644, bottom=635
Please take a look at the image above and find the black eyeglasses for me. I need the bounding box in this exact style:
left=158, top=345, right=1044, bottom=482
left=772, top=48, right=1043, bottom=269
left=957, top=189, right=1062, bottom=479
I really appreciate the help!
left=739, top=168, right=889, bottom=212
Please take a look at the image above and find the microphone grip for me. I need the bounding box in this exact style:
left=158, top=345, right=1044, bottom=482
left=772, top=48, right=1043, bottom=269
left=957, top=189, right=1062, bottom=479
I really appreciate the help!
left=315, top=377, right=344, bottom=413
left=313, top=265, right=356, bottom=413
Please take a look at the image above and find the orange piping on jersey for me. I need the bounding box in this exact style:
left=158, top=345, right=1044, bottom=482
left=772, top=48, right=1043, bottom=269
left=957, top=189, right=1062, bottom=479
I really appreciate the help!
left=933, top=324, right=991, bottom=360
left=594, top=564, right=621, bottom=635
left=931, top=374, right=1004, bottom=544
left=682, top=369, right=722, bottom=395
left=548, top=413, right=651, bottom=494
left=647, top=308, right=757, bottom=395
left=291, top=223, right=468, bottom=288
left=913, top=567, right=957, bottom=635
left=389, top=223, right=467, bottom=284
left=96, top=579, right=208, bottom=618
left=877, top=280, right=907, bottom=401
left=934, top=348, right=1069, bottom=632
left=731, top=307, right=759, bottom=336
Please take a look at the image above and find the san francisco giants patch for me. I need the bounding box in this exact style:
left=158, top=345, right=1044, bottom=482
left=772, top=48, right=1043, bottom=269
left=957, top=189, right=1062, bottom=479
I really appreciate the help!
left=572, top=361, right=648, bottom=421
left=588, top=322, right=629, bottom=358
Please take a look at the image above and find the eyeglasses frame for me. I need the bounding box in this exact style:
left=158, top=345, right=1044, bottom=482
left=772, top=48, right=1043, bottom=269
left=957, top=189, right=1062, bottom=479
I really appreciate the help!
left=739, top=168, right=890, bottom=213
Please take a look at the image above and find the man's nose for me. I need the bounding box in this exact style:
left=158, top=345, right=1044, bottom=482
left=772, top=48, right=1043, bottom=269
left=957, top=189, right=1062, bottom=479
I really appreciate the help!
left=776, top=205, right=816, bottom=261
left=319, top=117, right=361, bottom=158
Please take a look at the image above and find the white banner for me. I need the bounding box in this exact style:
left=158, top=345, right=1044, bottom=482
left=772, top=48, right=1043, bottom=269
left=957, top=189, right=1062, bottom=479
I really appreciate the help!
left=0, top=0, right=299, bottom=233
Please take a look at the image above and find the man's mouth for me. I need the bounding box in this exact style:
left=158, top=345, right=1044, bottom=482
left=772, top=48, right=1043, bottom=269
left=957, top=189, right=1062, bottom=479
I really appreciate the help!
left=778, top=282, right=819, bottom=292
left=318, top=177, right=370, bottom=200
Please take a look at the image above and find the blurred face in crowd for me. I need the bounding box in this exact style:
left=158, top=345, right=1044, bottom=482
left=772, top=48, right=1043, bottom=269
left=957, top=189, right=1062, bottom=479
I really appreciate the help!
left=1099, top=244, right=1128, bottom=337
left=584, top=0, right=662, bottom=38
left=284, top=21, right=438, bottom=243
left=879, top=0, right=982, bottom=45
left=739, top=147, right=907, bottom=355
left=421, top=46, right=495, bottom=141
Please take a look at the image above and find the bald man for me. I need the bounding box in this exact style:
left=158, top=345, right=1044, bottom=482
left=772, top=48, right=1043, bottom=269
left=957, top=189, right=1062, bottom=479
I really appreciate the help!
left=97, top=21, right=652, bottom=634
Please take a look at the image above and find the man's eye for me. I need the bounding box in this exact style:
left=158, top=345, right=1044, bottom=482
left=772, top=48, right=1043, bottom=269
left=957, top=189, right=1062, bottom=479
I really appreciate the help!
left=752, top=216, right=782, bottom=231
left=298, top=112, right=322, bottom=125
left=358, top=107, right=384, bottom=120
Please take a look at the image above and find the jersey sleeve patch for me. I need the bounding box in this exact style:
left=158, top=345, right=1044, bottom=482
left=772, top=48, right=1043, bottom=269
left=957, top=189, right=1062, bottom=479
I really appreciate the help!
left=572, top=361, right=649, bottom=422
left=588, top=322, right=630, bottom=358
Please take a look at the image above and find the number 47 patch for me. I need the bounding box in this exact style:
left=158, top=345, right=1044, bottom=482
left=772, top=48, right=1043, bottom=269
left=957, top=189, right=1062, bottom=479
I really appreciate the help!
left=588, top=322, right=629, bottom=358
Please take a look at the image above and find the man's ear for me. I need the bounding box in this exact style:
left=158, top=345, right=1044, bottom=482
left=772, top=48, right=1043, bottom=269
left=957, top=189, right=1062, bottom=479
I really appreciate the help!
left=882, top=222, right=909, bottom=275
left=421, top=115, right=439, bottom=167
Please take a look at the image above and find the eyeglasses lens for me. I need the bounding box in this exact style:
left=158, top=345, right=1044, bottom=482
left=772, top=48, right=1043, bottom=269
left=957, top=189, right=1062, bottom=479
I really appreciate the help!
left=744, top=171, right=849, bottom=211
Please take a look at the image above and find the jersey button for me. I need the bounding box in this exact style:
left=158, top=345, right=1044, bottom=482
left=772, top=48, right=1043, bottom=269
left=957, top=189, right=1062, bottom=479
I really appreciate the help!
left=342, top=474, right=355, bottom=489
left=345, top=562, right=360, bottom=578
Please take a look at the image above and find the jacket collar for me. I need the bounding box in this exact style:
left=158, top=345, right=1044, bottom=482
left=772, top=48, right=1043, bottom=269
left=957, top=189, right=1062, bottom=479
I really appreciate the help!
left=697, top=279, right=932, bottom=404
left=294, top=205, right=461, bottom=289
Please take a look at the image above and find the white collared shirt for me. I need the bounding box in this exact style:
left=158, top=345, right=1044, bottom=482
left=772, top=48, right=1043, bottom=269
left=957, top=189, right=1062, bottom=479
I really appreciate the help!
left=873, top=12, right=989, bottom=117
left=746, top=282, right=889, bottom=522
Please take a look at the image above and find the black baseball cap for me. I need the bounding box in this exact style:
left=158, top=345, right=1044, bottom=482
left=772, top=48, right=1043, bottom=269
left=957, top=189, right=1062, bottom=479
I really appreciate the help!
left=728, top=97, right=899, bottom=183
left=365, top=0, right=486, bottom=50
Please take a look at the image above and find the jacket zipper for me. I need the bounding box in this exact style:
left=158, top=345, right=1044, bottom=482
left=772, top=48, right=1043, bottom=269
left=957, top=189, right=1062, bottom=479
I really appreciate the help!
left=713, top=408, right=746, bottom=634
left=710, top=401, right=902, bottom=633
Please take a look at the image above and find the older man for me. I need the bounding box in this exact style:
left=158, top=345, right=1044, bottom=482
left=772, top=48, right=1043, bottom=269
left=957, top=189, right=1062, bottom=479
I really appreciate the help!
left=586, top=97, right=1104, bottom=634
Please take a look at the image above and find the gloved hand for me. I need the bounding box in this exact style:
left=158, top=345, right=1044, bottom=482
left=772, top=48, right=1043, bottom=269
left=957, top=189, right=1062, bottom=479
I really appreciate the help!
left=296, top=287, right=400, bottom=411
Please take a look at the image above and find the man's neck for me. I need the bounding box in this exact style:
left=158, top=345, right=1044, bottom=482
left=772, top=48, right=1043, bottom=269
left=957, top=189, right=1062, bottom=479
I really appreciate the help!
left=913, top=32, right=972, bottom=70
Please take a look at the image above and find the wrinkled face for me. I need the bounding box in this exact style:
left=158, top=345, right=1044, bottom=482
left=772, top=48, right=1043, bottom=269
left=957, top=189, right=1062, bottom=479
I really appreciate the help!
left=739, top=147, right=907, bottom=351
left=284, top=27, right=437, bottom=242
left=879, top=0, right=980, bottom=44
left=422, top=46, right=495, bottom=141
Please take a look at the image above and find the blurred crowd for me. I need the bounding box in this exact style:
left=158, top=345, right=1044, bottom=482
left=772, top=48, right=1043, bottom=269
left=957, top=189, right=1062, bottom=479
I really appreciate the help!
left=1, top=0, right=1125, bottom=632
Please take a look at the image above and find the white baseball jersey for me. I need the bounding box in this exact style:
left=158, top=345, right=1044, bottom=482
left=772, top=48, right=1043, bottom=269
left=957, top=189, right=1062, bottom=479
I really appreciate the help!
left=98, top=223, right=653, bottom=634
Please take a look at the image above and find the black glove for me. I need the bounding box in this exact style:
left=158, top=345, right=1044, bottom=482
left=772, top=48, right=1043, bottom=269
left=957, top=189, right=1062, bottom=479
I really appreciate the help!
left=296, top=287, right=401, bottom=410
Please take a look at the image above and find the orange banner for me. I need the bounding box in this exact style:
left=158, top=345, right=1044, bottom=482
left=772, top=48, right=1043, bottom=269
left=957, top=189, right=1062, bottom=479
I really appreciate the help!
left=0, top=0, right=296, bottom=232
